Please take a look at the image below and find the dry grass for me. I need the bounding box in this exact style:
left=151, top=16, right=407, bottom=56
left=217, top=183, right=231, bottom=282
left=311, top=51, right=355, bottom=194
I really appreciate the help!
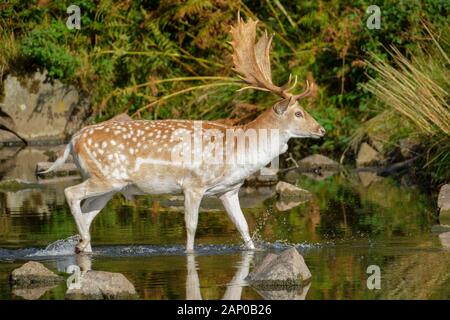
left=363, top=25, right=450, bottom=136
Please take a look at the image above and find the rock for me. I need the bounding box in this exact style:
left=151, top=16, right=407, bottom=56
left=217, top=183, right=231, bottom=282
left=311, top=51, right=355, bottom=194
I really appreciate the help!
left=246, top=248, right=312, bottom=288
left=438, top=184, right=450, bottom=219
left=0, top=70, right=90, bottom=143
left=65, top=270, right=137, bottom=300
left=439, top=232, right=450, bottom=249
left=356, top=142, right=384, bottom=167
left=10, top=261, right=64, bottom=286
left=12, top=284, right=58, bottom=300
left=399, top=138, right=421, bottom=159
left=298, top=154, right=339, bottom=170
left=275, top=181, right=312, bottom=201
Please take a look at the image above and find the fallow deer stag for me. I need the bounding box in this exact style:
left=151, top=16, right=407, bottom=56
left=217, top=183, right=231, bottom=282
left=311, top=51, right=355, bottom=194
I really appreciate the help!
left=41, top=16, right=325, bottom=254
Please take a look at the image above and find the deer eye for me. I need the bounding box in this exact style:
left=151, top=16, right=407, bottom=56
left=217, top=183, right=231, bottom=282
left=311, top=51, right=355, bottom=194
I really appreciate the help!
left=295, top=111, right=303, bottom=118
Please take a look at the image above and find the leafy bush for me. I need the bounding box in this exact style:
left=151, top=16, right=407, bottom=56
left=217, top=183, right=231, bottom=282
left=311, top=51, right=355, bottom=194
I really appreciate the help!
left=20, top=21, right=80, bottom=79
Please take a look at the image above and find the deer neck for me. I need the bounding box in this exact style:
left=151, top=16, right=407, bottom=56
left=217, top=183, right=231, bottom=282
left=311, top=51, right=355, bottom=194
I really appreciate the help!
left=234, top=109, right=291, bottom=167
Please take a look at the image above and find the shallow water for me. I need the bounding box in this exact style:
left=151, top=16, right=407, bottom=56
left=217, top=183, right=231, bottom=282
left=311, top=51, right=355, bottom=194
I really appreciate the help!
left=0, top=172, right=449, bottom=300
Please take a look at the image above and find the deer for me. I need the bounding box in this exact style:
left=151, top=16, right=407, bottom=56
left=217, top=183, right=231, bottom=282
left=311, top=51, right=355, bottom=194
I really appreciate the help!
left=40, top=15, right=326, bottom=254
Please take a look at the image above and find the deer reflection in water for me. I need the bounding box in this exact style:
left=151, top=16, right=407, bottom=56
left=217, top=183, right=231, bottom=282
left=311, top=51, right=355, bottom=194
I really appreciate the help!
left=186, top=251, right=311, bottom=300
left=69, top=251, right=310, bottom=300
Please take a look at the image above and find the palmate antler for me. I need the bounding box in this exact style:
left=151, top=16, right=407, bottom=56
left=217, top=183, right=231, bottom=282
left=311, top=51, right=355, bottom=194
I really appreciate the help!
left=230, top=14, right=313, bottom=100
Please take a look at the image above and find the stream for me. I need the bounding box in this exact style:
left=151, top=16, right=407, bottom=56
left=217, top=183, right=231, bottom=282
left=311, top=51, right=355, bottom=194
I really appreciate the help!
left=0, top=149, right=449, bottom=300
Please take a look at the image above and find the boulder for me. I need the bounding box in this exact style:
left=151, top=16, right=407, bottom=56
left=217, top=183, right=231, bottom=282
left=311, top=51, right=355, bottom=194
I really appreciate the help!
left=0, top=70, right=90, bottom=143
left=356, top=142, right=384, bottom=167
left=65, top=270, right=137, bottom=300
left=439, top=232, right=450, bottom=249
left=275, top=181, right=312, bottom=201
left=246, top=248, right=312, bottom=288
left=10, top=261, right=64, bottom=286
left=298, top=154, right=339, bottom=170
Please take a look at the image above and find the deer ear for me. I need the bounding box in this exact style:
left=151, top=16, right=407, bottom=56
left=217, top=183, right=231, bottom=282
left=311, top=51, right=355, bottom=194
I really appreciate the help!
left=273, top=97, right=293, bottom=115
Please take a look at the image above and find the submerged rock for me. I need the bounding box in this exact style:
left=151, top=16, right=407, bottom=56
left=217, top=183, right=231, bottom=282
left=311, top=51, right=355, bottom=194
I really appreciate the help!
left=275, top=181, right=312, bottom=201
left=10, top=261, right=64, bottom=286
left=65, top=270, right=137, bottom=300
left=246, top=248, right=312, bottom=288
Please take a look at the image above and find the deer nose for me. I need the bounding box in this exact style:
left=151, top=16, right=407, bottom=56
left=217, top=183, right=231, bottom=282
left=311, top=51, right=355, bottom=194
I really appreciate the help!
left=318, top=127, right=326, bottom=136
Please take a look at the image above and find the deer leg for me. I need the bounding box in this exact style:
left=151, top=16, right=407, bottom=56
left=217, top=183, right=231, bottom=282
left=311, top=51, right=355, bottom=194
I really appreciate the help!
left=80, top=192, right=115, bottom=252
left=219, top=189, right=255, bottom=250
left=184, top=188, right=204, bottom=253
left=65, top=180, right=118, bottom=254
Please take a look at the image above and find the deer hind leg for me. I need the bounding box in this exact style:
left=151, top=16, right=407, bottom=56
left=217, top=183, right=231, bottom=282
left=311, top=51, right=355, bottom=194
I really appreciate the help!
left=184, top=188, right=205, bottom=253
left=64, top=179, right=117, bottom=254
left=219, top=189, right=255, bottom=250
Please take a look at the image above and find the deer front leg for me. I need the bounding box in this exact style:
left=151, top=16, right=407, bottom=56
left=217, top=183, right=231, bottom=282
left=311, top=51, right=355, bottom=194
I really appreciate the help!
left=184, top=188, right=204, bottom=253
left=219, top=189, right=255, bottom=250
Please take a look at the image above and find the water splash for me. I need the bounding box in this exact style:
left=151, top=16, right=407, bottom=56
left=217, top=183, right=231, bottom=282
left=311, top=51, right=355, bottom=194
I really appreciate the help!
left=27, top=235, right=80, bottom=257
left=0, top=236, right=322, bottom=261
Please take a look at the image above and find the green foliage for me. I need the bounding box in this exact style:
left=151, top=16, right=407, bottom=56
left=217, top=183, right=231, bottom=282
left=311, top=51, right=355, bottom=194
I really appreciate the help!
left=20, top=21, right=80, bottom=79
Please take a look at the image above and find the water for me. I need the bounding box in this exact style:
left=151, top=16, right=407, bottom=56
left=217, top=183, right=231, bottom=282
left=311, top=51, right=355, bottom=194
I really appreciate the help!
left=0, top=171, right=449, bottom=300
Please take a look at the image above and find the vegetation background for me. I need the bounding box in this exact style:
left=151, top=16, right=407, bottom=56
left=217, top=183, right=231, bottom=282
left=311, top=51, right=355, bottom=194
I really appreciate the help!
left=0, top=0, right=449, bottom=186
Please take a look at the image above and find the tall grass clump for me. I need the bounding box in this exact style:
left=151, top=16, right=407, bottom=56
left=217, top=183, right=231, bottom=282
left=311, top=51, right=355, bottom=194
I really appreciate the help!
left=363, top=23, right=450, bottom=183
left=364, top=25, right=449, bottom=136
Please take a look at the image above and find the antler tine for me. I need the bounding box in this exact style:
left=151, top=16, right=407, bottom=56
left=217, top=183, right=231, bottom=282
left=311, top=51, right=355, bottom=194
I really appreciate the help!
left=293, top=80, right=314, bottom=100
left=283, top=74, right=298, bottom=93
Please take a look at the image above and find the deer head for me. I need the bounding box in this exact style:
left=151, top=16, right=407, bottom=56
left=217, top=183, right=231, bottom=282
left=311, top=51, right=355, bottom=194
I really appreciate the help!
left=230, top=15, right=326, bottom=139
